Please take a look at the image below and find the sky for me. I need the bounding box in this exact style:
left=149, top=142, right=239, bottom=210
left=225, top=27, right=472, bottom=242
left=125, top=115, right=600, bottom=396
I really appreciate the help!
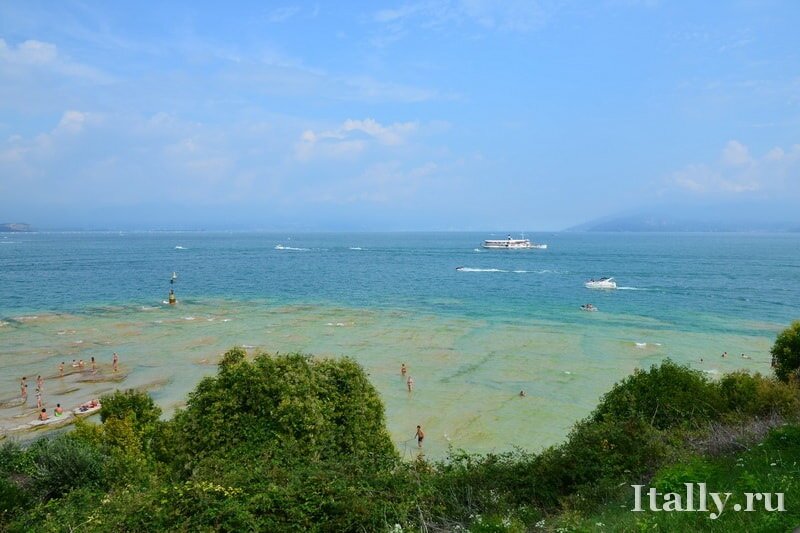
left=0, top=1, right=799, bottom=231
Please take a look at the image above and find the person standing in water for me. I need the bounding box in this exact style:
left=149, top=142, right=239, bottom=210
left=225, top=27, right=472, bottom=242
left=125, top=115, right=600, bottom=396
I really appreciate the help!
left=59, top=362, right=64, bottom=377
left=401, top=363, right=407, bottom=376
left=91, top=356, right=96, bottom=373
left=112, top=352, right=119, bottom=372
left=20, top=377, right=27, bottom=402
left=415, top=425, right=425, bottom=448
left=37, top=375, right=44, bottom=392
left=406, top=375, right=414, bottom=392
left=36, top=388, right=42, bottom=410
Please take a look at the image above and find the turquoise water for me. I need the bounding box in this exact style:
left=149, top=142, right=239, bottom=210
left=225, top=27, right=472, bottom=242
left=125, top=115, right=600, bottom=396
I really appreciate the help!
left=1, top=232, right=798, bottom=456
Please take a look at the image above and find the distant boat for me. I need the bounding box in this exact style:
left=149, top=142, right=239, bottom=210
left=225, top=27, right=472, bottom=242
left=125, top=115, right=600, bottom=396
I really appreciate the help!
left=482, top=235, right=547, bottom=249
left=585, top=277, right=617, bottom=289
left=580, top=303, right=598, bottom=312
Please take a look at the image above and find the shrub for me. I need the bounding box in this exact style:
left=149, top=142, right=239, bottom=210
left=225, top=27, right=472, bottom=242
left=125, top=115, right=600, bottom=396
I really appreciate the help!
left=27, top=436, right=106, bottom=499
left=170, top=350, right=398, bottom=472
left=591, top=359, right=724, bottom=430
left=719, top=371, right=799, bottom=418
left=772, top=321, right=800, bottom=382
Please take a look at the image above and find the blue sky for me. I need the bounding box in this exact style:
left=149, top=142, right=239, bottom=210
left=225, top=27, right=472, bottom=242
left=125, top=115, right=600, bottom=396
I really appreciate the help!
left=1, top=1, right=798, bottom=230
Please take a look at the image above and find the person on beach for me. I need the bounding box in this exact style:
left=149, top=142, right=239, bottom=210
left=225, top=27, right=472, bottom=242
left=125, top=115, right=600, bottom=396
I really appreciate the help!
left=54, top=403, right=64, bottom=417
left=112, top=352, right=119, bottom=372
left=401, top=363, right=407, bottom=376
left=20, top=377, right=27, bottom=401
left=38, top=408, right=48, bottom=421
left=415, top=425, right=425, bottom=448
left=407, top=375, right=414, bottom=392
left=59, top=362, right=64, bottom=377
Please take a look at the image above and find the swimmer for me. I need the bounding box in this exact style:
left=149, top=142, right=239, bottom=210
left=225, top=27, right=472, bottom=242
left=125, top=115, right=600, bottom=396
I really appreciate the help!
left=741, top=353, right=750, bottom=359
left=406, top=376, right=414, bottom=392
left=415, top=425, right=425, bottom=448
left=78, top=359, right=85, bottom=369
left=71, top=359, right=78, bottom=368
left=721, top=352, right=727, bottom=358
left=519, top=390, right=526, bottom=397
left=401, top=363, right=407, bottom=376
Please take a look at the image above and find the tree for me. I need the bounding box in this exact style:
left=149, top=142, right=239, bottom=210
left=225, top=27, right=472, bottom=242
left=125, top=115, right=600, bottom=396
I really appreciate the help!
left=772, top=321, right=800, bottom=382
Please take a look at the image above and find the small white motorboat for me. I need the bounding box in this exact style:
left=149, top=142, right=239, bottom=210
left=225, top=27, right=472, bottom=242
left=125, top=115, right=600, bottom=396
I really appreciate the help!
left=580, top=303, right=598, bottom=312
left=585, top=277, right=616, bottom=289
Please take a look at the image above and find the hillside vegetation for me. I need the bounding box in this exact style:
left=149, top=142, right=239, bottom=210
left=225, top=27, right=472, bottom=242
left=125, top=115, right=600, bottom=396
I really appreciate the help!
left=1, top=327, right=800, bottom=532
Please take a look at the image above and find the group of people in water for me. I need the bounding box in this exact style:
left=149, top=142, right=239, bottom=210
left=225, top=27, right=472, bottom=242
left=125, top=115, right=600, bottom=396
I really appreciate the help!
left=698, top=351, right=754, bottom=364
left=400, top=361, right=526, bottom=449
left=20, top=352, right=118, bottom=422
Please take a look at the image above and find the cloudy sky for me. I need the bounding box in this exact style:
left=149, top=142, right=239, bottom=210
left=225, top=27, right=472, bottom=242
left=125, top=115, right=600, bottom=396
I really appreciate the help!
left=1, top=1, right=798, bottom=230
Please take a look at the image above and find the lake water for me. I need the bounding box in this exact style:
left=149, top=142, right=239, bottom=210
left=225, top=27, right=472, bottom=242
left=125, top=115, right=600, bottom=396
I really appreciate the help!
left=1, top=231, right=798, bottom=457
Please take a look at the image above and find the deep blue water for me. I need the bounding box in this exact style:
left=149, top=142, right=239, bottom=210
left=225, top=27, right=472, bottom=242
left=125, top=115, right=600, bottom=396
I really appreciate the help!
left=1, top=232, right=798, bottom=335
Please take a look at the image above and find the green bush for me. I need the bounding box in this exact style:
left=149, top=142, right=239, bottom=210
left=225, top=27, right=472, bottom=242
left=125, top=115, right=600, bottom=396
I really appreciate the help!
left=28, top=436, right=106, bottom=500
left=591, top=359, right=724, bottom=430
left=170, top=349, right=398, bottom=473
left=719, top=371, right=799, bottom=418
left=772, top=320, right=800, bottom=382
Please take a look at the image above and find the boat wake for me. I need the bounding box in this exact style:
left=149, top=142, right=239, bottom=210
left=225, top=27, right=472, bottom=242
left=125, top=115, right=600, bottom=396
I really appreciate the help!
left=275, top=244, right=310, bottom=251
left=349, top=247, right=363, bottom=250
left=174, top=245, right=187, bottom=250
left=457, top=268, right=506, bottom=272
left=616, top=286, right=649, bottom=291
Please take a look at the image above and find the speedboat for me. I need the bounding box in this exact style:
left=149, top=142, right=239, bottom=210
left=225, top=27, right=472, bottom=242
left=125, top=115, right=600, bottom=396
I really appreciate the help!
left=585, top=277, right=616, bottom=289
left=580, top=303, right=598, bottom=312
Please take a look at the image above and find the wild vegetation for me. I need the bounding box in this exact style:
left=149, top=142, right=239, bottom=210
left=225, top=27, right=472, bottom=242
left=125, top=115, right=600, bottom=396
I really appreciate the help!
left=1, top=324, right=800, bottom=532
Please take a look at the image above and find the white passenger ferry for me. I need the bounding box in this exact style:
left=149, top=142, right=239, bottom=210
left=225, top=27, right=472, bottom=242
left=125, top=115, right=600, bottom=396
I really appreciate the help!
left=482, top=235, right=547, bottom=249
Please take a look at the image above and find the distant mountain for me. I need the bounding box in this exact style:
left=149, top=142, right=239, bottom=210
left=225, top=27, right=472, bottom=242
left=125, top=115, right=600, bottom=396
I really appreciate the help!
left=568, top=213, right=800, bottom=233
left=0, top=223, right=31, bottom=232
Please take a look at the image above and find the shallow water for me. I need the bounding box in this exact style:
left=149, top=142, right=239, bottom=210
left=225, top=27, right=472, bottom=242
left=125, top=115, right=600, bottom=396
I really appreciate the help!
left=1, top=232, right=797, bottom=457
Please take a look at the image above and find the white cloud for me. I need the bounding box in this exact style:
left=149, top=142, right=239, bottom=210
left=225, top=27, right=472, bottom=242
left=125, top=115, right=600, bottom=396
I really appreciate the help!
left=371, top=0, right=554, bottom=37
left=0, top=39, right=58, bottom=64
left=721, top=140, right=752, bottom=167
left=296, top=118, right=418, bottom=161
left=0, top=37, right=112, bottom=83
left=670, top=140, right=800, bottom=196
left=267, top=6, right=301, bottom=23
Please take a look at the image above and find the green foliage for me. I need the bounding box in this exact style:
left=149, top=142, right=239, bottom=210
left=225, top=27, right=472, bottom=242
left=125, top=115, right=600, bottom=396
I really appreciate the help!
left=719, top=370, right=799, bottom=418
left=27, top=435, right=106, bottom=500
left=100, top=389, right=161, bottom=427
left=772, top=320, right=800, bottom=382
left=4, top=350, right=800, bottom=531
left=592, top=359, right=724, bottom=430
left=170, top=349, right=398, bottom=473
